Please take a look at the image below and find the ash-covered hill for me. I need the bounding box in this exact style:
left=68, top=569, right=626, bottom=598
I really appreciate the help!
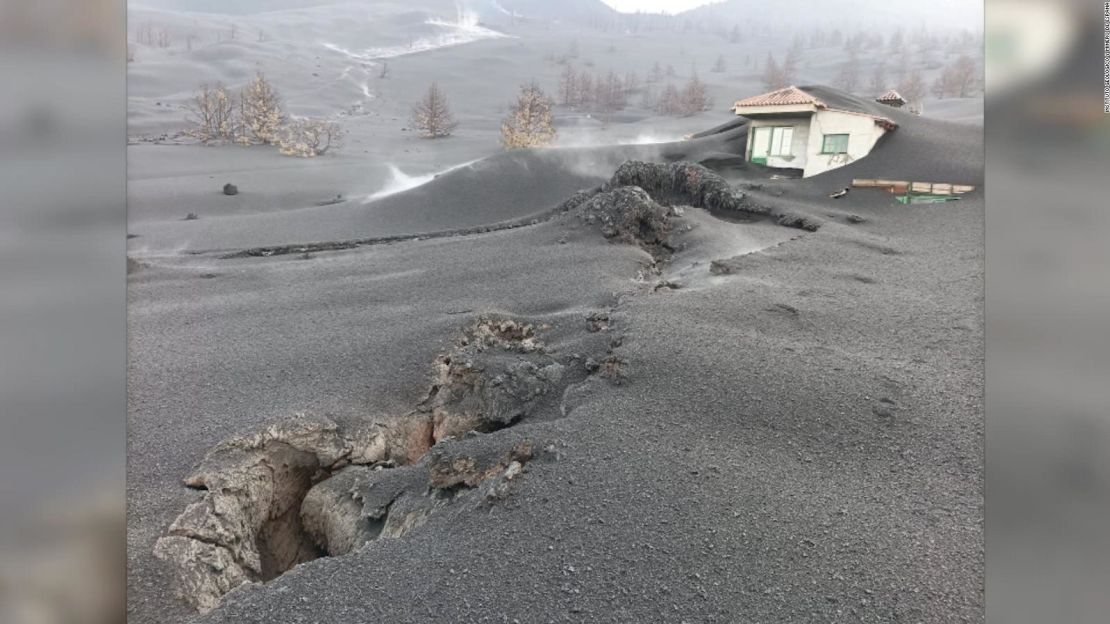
left=679, top=0, right=982, bottom=30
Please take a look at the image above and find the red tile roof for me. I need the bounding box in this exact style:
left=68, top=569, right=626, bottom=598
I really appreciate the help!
left=733, top=86, right=824, bottom=108
left=732, top=85, right=899, bottom=131
left=876, top=89, right=907, bottom=104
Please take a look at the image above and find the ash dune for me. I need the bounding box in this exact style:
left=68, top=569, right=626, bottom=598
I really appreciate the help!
left=128, top=2, right=983, bottom=623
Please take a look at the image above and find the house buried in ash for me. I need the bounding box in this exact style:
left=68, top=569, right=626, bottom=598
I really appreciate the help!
left=731, top=85, right=898, bottom=178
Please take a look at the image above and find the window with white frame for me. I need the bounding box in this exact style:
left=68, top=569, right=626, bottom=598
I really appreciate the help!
left=769, top=126, right=794, bottom=156
left=821, top=133, right=849, bottom=154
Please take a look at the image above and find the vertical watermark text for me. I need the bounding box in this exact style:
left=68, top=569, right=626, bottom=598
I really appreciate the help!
left=1105, top=2, right=1110, bottom=111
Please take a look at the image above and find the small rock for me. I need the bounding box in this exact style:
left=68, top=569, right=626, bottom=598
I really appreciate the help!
left=708, top=260, right=733, bottom=275
left=222, top=183, right=238, bottom=196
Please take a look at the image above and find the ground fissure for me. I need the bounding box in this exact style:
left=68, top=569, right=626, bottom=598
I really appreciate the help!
left=154, top=316, right=611, bottom=613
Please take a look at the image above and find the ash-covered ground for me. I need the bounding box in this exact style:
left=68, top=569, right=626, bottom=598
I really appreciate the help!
left=127, top=2, right=983, bottom=623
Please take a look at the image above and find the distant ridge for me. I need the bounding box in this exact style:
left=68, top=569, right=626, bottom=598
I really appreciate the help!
left=678, top=0, right=982, bottom=29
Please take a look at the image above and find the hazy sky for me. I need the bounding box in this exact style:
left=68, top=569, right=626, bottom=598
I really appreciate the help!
left=600, top=0, right=719, bottom=14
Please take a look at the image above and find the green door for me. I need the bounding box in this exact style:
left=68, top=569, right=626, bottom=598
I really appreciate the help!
left=750, top=126, right=771, bottom=165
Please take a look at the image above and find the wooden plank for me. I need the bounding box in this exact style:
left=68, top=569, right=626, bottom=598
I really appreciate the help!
left=891, top=182, right=909, bottom=193
left=911, top=182, right=931, bottom=193
left=953, top=185, right=975, bottom=194
left=852, top=179, right=879, bottom=188
left=932, top=183, right=953, bottom=195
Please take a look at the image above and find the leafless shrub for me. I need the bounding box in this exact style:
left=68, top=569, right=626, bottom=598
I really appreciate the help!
left=277, top=118, right=343, bottom=157
left=410, top=82, right=458, bottom=138
left=185, top=83, right=235, bottom=144
left=932, top=54, right=978, bottom=98
left=500, top=83, right=556, bottom=150
left=656, top=83, right=682, bottom=116
left=238, top=72, right=286, bottom=144
left=679, top=73, right=711, bottom=115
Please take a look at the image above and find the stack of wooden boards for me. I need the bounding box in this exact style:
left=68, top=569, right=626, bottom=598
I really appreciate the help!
left=851, top=179, right=976, bottom=195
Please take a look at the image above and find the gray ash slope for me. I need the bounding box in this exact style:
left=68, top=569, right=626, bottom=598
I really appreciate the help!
left=129, top=97, right=988, bottom=623
left=128, top=128, right=758, bottom=255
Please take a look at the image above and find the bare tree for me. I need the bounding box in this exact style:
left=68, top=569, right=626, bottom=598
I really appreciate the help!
left=680, top=72, right=711, bottom=115
left=711, top=54, right=726, bottom=73
left=783, top=47, right=799, bottom=85
left=156, top=29, right=171, bottom=49
left=898, top=69, right=926, bottom=113
left=728, top=24, right=741, bottom=44
left=657, top=83, right=683, bottom=116
left=136, top=22, right=154, bottom=46
left=761, top=53, right=786, bottom=90
left=835, top=50, right=860, bottom=93
left=558, top=65, right=579, bottom=106
left=649, top=61, right=663, bottom=83
left=869, top=61, right=888, bottom=94
left=277, top=118, right=342, bottom=157
left=786, top=35, right=803, bottom=78
left=229, top=24, right=238, bottom=41
left=593, top=71, right=625, bottom=116
left=942, top=54, right=978, bottom=97
left=810, top=28, right=826, bottom=48
left=930, top=73, right=947, bottom=99
left=623, top=71, right=640, bottom=95
left=889, top=29, right=904, bottom=53
left=500, top=83, right=556, bottom=149
left=577, top=72, right=594, bottom=107
left=379, top=61, right=389, bottom=79
left=239, top=72, right=286, bottom=144
left=409, top=82, right=458, bottom=138
left=185, top=83, right=235, bottom=144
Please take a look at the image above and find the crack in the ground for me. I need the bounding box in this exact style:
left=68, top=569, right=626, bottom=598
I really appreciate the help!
left=154, top=317, right=610, bottom=613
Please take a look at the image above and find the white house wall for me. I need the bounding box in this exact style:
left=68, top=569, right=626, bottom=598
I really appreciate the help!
left=802, top=110, right=888, bottom=178
left=746, top=118, right=811, bottom=171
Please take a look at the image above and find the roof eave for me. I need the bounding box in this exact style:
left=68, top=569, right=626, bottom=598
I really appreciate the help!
left=731, top=102, right=819, bottom=116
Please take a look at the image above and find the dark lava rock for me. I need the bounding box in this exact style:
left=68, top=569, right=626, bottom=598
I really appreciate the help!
left=575, top=186, right=672, bottom=258
left=223, top=183, right=238, bottom=196
left=607, top=160, right=746, bottom=213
